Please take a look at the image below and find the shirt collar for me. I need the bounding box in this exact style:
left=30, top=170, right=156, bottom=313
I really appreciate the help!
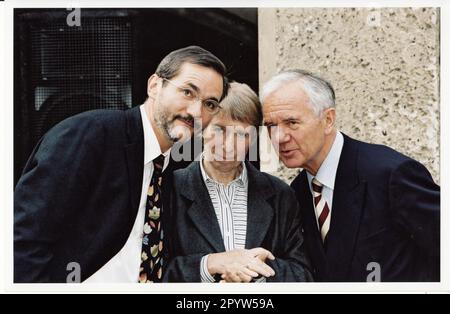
left=140, top=105, right=171, bottom=171
left=200, top=155, right=248, bottom=187
left=307, top=131, right=344, bottom=191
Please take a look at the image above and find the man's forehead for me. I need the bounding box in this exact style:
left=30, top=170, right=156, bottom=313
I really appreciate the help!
left=264, top=110, right=299, bottom=122
left=179, top=72, right=208, bottom=83
left=176, top=64, right=223, bottom=95
left=176, top=63, right=220, bottom=81
left=264, top=92, right=311, bottom=120
left=264, top=104, right=299, bottom=118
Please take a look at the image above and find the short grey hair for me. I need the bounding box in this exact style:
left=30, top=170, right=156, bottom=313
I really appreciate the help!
left=217, top=82, right=263, bottom=127
left=261, top=70, right=336, bottom=115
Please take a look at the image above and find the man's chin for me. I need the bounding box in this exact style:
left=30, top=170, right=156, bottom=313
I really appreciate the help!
left=169, top=134, right=190, bottom=145
left=169, top=125, right=193, bottom=144
left=280, top=156, right=304, bottom=169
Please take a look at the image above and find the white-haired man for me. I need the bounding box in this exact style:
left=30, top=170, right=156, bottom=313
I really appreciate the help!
left=261, top=70, right=440, bottom=282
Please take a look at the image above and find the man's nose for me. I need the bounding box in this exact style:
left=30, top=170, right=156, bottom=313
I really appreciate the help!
left=273, top=126, right=290, bottom=145
left=186, top=100, right=202, bottom=119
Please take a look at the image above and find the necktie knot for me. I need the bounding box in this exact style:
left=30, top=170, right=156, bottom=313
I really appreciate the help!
left=312, top=177, right=330, bottom=244
left=312, top=178, right=324, bottom=194
left=153, top=154, right=165, bottom=174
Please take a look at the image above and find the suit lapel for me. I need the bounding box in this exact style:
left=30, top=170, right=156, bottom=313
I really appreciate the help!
left=181, top=162, right=278, bottom=252
left=325, top=134, right=366, bottom=280
left=245, top=163, right=275, bottom=249
left=124, top=107, right=144, bottom=220
left=182, top=162, right=226, bottom=252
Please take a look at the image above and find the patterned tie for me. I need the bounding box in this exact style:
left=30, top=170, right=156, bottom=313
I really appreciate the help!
left=139, top=154, right=165, bottom=283
left=312, top=178, right=331, bottom=243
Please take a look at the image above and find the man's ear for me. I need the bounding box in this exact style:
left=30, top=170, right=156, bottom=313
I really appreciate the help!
left=147, top=74, right=160, bottom=99
left=324, top=108, right=336, bottom=134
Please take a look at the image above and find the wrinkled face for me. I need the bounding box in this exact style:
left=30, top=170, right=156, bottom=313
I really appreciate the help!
left=203, top=113, right=255, bottom=172
left=149, top=62, right=224, bottom=144
left=263, top=81, right=329, bottom=169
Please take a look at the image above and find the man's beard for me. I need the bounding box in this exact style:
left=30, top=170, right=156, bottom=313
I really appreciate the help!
left=154, top=104, right=197, bottom=145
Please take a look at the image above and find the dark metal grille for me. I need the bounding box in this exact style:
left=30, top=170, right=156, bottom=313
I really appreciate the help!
left=29, top=17, right=134, bottom=143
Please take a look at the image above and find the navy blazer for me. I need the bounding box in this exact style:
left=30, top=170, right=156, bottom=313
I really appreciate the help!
left=164, top=161, right=314, bottom=282
left=14, top=106, right=182, bottom=283
left=291, top=134, right=440, bottom=282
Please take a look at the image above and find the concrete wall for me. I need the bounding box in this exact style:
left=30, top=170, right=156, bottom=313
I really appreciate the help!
left=258, top=7, right=440, bottom=184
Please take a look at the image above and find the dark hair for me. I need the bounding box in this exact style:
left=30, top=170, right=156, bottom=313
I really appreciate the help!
left=155, top=46, right=229, bottom=100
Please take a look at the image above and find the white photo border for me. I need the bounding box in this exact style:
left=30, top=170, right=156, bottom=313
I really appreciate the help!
left=1, top=0, right=448, bottom=294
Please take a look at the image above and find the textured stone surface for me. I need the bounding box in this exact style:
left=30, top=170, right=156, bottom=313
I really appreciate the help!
left=259, top=7, right=440, bottom=184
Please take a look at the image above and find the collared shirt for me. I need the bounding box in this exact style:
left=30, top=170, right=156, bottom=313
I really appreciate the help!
left=306, top=131, right=344, bottom=229
left=201, top=158, right=249, bottom=250
left=84, top=105, right=170, bottom=283
left=199, top=158, right=250, bottom=283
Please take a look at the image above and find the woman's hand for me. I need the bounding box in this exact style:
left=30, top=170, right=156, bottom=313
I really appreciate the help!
left=207, top=248, right=276, bottom=283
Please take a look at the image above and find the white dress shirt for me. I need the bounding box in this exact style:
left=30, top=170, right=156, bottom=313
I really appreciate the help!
left=306, top=131, right=344, bottom=230
left=84, top=105, right=170, bottom=283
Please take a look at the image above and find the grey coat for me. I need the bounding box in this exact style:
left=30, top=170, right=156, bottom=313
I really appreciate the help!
left=163, top=161, right=313, bottom=282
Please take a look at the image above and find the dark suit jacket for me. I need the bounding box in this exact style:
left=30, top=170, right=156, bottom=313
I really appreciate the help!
left=163, top=161, right=314, bottom=282
left=14, top=106, right=180, bottom=283
left=291, top=134, right=440, bottom=282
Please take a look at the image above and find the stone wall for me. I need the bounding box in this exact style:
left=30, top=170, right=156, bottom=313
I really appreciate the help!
left=258, top=7, right=440, bottom=184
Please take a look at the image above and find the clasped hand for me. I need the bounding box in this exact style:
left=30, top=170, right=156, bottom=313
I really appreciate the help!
left=207, top=248, right=276, bottom=283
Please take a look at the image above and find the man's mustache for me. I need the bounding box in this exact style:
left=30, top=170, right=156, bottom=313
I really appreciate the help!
left=173, top=115, right=201, bottom=130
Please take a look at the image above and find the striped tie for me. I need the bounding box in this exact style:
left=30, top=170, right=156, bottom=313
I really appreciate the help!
left=312, top=178, right=331, bottom=243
